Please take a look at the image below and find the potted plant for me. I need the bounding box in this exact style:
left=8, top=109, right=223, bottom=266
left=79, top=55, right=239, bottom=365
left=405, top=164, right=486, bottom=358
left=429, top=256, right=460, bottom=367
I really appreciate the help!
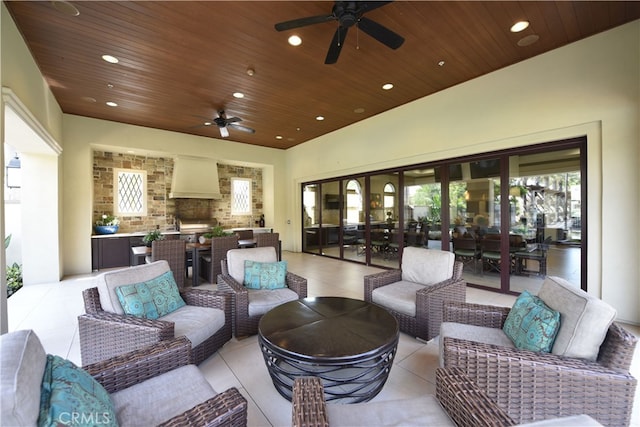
left=142, top=229, right=165, bottom=247
left=94, top=214, right=120, bottom=235
left=199, top=226, right=232, bottom=244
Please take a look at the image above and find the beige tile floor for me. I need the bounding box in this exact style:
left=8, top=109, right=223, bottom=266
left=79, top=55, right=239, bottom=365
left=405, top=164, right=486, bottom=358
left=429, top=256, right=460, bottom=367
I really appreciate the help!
left=6, top=251, right=640, bottom=427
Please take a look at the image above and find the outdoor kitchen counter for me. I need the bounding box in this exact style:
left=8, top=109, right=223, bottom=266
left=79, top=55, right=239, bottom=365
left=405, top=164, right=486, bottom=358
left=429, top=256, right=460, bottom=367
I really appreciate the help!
left=91, top=230, right=180, bottom=238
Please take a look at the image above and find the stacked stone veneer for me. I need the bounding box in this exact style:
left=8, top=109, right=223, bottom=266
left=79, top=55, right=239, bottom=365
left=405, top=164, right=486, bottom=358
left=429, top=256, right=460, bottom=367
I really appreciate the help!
left=93, top=151, right=263, bottom=233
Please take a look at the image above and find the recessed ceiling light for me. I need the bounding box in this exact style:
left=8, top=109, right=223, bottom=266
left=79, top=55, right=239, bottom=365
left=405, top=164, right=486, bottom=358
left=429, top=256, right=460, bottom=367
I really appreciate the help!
left=106, top=101, right=118, bottom=107
left=438, top=60, right=445, bottom=67
left=233, top=92, right=245, bottom=99
left=316, top=116, right=325, bottom=121
left=288, top=35, right=302, bottom=46
left=354, top=107, right=365, bottom=114
left=275, top=135, right=283, bottom=140
left=82, top=96, right=97, bottom=103
left=517, top=34, right=540, bottom=47
left=511, top=21, right=530, bottom=33
left=204, top=122, right=212, bottom=126
left=102, top=54, right=119, bottom=64
left=382, top=83, right=394, bottom=90
left=51, top=1, right=79, bottom=16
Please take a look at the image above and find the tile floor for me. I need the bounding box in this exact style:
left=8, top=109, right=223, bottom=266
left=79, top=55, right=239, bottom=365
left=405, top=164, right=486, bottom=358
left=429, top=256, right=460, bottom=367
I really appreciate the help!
left=6, top=251, right=640, bottom=426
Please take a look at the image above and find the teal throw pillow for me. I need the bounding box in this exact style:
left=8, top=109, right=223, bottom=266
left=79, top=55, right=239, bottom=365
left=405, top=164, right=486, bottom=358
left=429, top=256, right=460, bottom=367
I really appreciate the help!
left=503, top=290, right=561, bottom=353
left=243, top=260, right=288, bottom=290
left=38, top=354, right=118, bottom=427
left=115, top=270, right=186, bottom=319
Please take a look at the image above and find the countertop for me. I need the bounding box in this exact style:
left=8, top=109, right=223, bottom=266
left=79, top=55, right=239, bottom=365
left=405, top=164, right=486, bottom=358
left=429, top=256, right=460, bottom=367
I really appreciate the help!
left=91, top=230, right=180, bottom=239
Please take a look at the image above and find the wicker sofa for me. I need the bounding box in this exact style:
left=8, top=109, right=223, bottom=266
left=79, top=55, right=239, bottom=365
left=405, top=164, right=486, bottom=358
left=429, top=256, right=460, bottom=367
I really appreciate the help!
left=78, top=260, right=232, bottom=365
left=1, top=330, right=247, bottom=427
left=291, top=368, right=602, bottom=427
left=440, top=276, right=638, bottom=426
left=364, top=247, right=465, bottom=341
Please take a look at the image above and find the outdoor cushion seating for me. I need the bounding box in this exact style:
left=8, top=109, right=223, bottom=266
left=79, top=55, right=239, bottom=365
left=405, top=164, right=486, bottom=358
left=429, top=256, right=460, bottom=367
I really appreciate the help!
left=291, top=368, right=602, bottom=427
left=1, top=330, right=247, bottom=427
left=218, top=247, right=307, bottom=338
left=440, top=276, right=638, bottom=426
left=364, top=247, right=465, bottom=341
left=78, top=260, right=231, bottom=365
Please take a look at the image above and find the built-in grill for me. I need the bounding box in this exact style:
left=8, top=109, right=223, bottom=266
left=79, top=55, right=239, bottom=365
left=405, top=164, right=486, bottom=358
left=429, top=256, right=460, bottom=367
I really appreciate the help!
left=176, top=218, right=218, bottom=243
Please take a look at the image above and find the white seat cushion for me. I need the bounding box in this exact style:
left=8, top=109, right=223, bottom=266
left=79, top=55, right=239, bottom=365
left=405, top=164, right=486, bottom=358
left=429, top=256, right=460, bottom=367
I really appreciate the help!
left=1, top=330, right=47, bottom=427
left=97, top=261, right=171, bottom=314
left=160, top=305, right=226, bottom=347
left=537, top=276, right=616, bottom=360
left=326, top=395, right=455, bottom=426
left=226, top=247, right=277, bottom=285
left=401, top=248, right=455, bottom=285
left=439, top=322, right=515, bottom=367
left=110, top=365, right=216, bottom=426
left=248, top=288, right=299, bottom=316
left=516, top=414, right=603, bottom=426
left=371, top=280, right=425, bottom=317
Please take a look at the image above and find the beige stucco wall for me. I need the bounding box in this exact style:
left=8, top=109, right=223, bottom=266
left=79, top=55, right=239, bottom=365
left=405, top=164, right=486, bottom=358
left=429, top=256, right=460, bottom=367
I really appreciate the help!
left=286, top=20, right=640, bottom=323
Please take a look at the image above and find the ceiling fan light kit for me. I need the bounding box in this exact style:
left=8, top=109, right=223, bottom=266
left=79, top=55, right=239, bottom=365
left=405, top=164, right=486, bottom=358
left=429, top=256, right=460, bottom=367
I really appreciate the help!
left=275, top=1, right=405, bottom=64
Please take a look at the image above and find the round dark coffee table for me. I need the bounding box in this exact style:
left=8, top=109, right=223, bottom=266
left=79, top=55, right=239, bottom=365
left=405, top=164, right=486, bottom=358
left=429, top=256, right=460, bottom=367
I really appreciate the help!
left=258, top=297, right=399, bottom=403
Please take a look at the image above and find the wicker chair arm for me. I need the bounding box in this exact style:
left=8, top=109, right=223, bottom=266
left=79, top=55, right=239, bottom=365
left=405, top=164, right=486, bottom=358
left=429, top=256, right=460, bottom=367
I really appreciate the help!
left=443, top=301, right=510, bottom=328
left=217, top=273, right=246, bottom=294
left=84, top=336, right=191, bottom=393
left=82, top=287, right=103, bottom=314
left=181, top=288, right=230, bottom=311
left=286, top=271, right=308, bottom=297
left=363, top=269, right=403, bottom=301
left=292, top=377, right=329, bottom=427
left=158, top=387, right=248, bottom=427
left=436, top=368, right=516, bottom=427
left=416, top=277, right=467, bottom=339
left=597, top=322, right=638, bottom=371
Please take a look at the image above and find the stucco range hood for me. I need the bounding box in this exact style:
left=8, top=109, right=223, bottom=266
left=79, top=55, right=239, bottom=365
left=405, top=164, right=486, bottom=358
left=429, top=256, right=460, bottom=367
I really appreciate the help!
left=169, top=156, right=222, bottom=199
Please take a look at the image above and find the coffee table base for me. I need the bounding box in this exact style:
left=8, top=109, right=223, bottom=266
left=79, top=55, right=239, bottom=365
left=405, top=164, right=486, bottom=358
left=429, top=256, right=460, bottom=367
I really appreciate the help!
left=259, top=334, right=398, bottom=404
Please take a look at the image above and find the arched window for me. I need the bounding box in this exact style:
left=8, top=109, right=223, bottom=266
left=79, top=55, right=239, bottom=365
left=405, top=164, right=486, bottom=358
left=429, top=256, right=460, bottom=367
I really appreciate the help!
left=383, top=183, right=395, bottom=216
left=345, top=179, right=362, bottom=224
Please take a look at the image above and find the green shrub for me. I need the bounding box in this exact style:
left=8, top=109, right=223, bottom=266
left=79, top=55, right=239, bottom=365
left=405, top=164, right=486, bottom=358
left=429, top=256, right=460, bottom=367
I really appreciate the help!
left=7, top=262, right=22, bottom=298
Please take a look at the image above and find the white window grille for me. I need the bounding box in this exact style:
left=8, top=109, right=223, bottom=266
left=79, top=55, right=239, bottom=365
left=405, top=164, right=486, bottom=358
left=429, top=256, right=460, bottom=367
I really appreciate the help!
left=231, top=177, right=252, bottom=215
left=114, top=168, right=147, bottom=216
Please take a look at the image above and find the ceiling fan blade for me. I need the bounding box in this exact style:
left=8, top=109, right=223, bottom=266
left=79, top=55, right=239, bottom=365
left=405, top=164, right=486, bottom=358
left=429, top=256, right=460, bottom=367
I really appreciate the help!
left=356, top=1, right=394, bottom=15
left=228, top=123, right=256, bottom=134
left=275, top=14, right=335, bottom=31
left=225, top=116, right=242, bottom=124
left=219, top=126, right=229, bottom=138
left=358, top=16, right=404, bottom=50
left=325, top=26, right=349, bottom=65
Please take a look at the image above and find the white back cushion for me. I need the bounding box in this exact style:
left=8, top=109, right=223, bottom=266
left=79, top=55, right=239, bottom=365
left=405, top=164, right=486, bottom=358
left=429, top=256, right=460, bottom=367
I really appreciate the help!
left=97, top=260, right=171, bottom=314
left=1, top=330, right=47, bottom=427
left=226, top=247, right=277, bottom=284
left=401, top=248, right=455, bottom=285
left=537, top=276, right=616, bottom=360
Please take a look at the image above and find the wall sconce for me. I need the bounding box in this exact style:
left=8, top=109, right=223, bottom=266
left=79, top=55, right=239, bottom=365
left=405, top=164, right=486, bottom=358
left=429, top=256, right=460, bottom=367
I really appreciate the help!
left=5, top=154, right=21, bottom=189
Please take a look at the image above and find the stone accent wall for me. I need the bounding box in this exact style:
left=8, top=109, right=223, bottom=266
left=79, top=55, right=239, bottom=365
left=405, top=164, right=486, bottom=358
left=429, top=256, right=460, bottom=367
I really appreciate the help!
left=93, top=151, right=263, bottom=233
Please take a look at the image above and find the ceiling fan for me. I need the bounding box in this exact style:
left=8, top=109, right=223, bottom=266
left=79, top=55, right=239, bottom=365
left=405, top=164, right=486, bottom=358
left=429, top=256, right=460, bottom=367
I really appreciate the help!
left=205, top=110, right=255, bottom=138
left=274, top=1, right=404, bottom=64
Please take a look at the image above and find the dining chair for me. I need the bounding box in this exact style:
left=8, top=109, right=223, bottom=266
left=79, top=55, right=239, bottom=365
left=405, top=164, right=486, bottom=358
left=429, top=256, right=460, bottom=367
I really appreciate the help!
left=148, top=239, right=186, bottom=288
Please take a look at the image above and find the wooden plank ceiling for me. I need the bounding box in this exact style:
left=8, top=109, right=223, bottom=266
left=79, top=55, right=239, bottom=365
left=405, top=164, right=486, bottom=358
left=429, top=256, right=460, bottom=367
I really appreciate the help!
left=5, top=1, right=640, bottom=149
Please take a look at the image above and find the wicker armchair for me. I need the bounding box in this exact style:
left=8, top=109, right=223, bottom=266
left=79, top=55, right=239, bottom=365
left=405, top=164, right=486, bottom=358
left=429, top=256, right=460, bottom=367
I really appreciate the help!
left=441, top=300, right=638, bottom=426
left=364, top=247, right=465, bottom=341
left=291, top=368, right=517, bottom=427
left=218, top=247, right=307, bottom=338
left=2, top=330, right=247, bottom=427
left=79, top=261, right=232, bottom=365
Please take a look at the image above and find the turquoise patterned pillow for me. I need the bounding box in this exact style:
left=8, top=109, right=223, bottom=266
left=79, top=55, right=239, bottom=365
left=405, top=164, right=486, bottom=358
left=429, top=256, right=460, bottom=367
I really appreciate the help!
left=38, top=354, right=118, bottom=427
left=243, top=260, right=288, bottom=290
left=115, top=270, right=186, bottom=319
left=503, top=290, right=561, bottom=353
